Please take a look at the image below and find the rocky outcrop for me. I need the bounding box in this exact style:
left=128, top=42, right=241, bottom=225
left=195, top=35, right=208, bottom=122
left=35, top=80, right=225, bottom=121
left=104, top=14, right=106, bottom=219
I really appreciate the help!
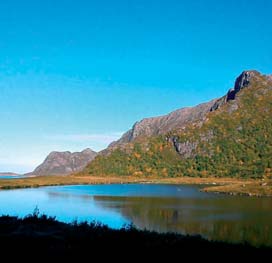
left=27, top=148, right=97, bottom=176
left=169, top=129, right=214, bottom=158
left=172, top=137, right=198, bottom=158
left=227, top=70, right=255, bottom=101
left=210, top=71, right=259, bottom=112
left=209, top=96, right=225, bottom=112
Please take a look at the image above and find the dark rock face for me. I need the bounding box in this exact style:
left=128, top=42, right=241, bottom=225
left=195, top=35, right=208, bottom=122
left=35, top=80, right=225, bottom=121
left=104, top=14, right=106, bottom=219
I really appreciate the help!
left=27, top=148, right=97, bottom=176
left=227, top=70, right=256, bottom=101
left=209, top=97, right=225, bottom=112
left=226, top=88, right=236, bottom=101
left=233, top=71, right=252, bottom=92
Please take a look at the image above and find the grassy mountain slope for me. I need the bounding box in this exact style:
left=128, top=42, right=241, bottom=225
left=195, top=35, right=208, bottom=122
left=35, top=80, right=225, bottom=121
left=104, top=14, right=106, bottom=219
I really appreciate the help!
left=86, top=71, right=272, bottom=179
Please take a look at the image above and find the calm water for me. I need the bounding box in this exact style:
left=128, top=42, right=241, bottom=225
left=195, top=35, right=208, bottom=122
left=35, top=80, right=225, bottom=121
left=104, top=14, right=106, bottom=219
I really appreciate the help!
left=0, top=184, right=272, bottom=246
left=0, top=175, right=25, bottom=179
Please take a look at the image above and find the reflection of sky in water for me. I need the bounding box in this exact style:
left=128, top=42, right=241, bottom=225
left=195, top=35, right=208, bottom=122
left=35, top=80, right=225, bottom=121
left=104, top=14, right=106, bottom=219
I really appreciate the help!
left=0, top=184, right=272, bottom=246
left=0, top=187, right=129, bottom=228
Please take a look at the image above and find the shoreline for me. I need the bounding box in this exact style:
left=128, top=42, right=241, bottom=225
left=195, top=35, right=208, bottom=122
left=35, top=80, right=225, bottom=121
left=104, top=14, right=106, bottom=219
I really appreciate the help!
left=0, top=175, right=271, bottom=197
left=1, top=214, right=270, bottom=259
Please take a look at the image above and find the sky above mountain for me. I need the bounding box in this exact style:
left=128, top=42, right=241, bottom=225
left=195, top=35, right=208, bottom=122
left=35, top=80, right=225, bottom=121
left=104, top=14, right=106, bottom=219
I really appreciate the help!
left=0, top=0, right=271, bottom=173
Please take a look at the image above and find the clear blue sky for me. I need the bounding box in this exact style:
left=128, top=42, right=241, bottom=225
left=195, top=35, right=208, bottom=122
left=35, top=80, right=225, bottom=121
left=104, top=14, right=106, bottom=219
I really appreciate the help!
left=0, top=0, right=271, bottom=173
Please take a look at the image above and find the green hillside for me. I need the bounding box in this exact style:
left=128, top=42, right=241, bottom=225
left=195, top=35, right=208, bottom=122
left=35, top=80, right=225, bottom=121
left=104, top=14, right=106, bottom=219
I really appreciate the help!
left=87, top=71, right=272, bottom=179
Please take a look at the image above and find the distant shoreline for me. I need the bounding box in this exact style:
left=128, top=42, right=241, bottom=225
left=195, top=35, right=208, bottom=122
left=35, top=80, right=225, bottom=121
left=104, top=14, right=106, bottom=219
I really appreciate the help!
left=0, top=175, right=271, bottom=197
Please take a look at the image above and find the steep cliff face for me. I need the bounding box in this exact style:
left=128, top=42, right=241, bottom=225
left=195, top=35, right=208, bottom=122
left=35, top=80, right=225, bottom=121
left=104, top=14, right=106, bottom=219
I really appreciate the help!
left=86, top=70, right=272, bottom=179
left=28, top=148, right=97, bottom=176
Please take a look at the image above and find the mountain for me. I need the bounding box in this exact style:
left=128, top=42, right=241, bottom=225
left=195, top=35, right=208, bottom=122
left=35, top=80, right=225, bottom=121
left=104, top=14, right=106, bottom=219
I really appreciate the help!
left=28, top=148, right=97, bottom=176
left=86, top=70, right=272, bottom=179
left=0, top=172, right=19, bottom=176
left=109, top=71, right=258, bottom=147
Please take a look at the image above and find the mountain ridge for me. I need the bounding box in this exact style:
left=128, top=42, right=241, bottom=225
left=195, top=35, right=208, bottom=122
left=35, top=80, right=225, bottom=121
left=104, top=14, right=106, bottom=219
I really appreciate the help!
left=108, top=70, right=260, bottom=150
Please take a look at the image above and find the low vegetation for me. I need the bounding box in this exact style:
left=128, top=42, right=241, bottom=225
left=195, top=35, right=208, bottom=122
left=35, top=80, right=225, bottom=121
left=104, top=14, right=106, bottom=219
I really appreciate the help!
left=0, top=175, right=147, bottom=189
left=0, top=213, right=271, bottom=259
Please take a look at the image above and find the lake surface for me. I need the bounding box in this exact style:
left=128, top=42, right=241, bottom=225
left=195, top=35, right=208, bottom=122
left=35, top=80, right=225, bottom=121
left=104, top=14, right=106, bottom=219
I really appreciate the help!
left=0, top=174, right=25, bottom=179
left=0, top=184, right=272, bottom=246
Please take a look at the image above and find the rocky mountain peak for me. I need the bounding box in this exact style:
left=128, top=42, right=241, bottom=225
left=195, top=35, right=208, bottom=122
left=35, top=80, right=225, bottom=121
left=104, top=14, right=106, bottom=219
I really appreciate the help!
left=227, top=70, right=260, bottom=101
left=27, top=148, right=97, bottom=176
left=47, top=151, right=71, bottom=158
left=81, top=148, right=97, bottom=154
left=234, top=71, right=251, bottom=89
left=210, top=70, right=261, bottom=111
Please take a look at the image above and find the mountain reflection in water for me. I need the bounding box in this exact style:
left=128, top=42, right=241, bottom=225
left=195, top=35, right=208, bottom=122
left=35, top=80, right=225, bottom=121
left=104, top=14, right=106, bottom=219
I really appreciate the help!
left=93, top=194, right=272, bottom=246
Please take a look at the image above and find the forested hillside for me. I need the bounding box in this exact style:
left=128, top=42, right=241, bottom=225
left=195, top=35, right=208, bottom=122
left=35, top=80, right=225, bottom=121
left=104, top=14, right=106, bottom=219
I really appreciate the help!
left=86, top=71, right=272, bottom=179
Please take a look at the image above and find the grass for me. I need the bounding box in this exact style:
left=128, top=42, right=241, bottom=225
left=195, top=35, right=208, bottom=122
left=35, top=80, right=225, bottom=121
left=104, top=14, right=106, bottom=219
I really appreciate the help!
left=0, top=175, right=271, bottom=196
left=0, top=175, right=152, bottom=189
left=0, top=213, right=271, bottom=260
left=202, top=179, right=272, bottom=196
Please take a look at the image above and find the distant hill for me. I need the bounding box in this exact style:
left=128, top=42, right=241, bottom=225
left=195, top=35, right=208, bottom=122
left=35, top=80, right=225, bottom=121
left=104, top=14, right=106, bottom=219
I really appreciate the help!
left=27, top=148, right=97, bottom=176
left=85, top=70, right=272, bottom=179
left=0, top=172, right=19, bottom=176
